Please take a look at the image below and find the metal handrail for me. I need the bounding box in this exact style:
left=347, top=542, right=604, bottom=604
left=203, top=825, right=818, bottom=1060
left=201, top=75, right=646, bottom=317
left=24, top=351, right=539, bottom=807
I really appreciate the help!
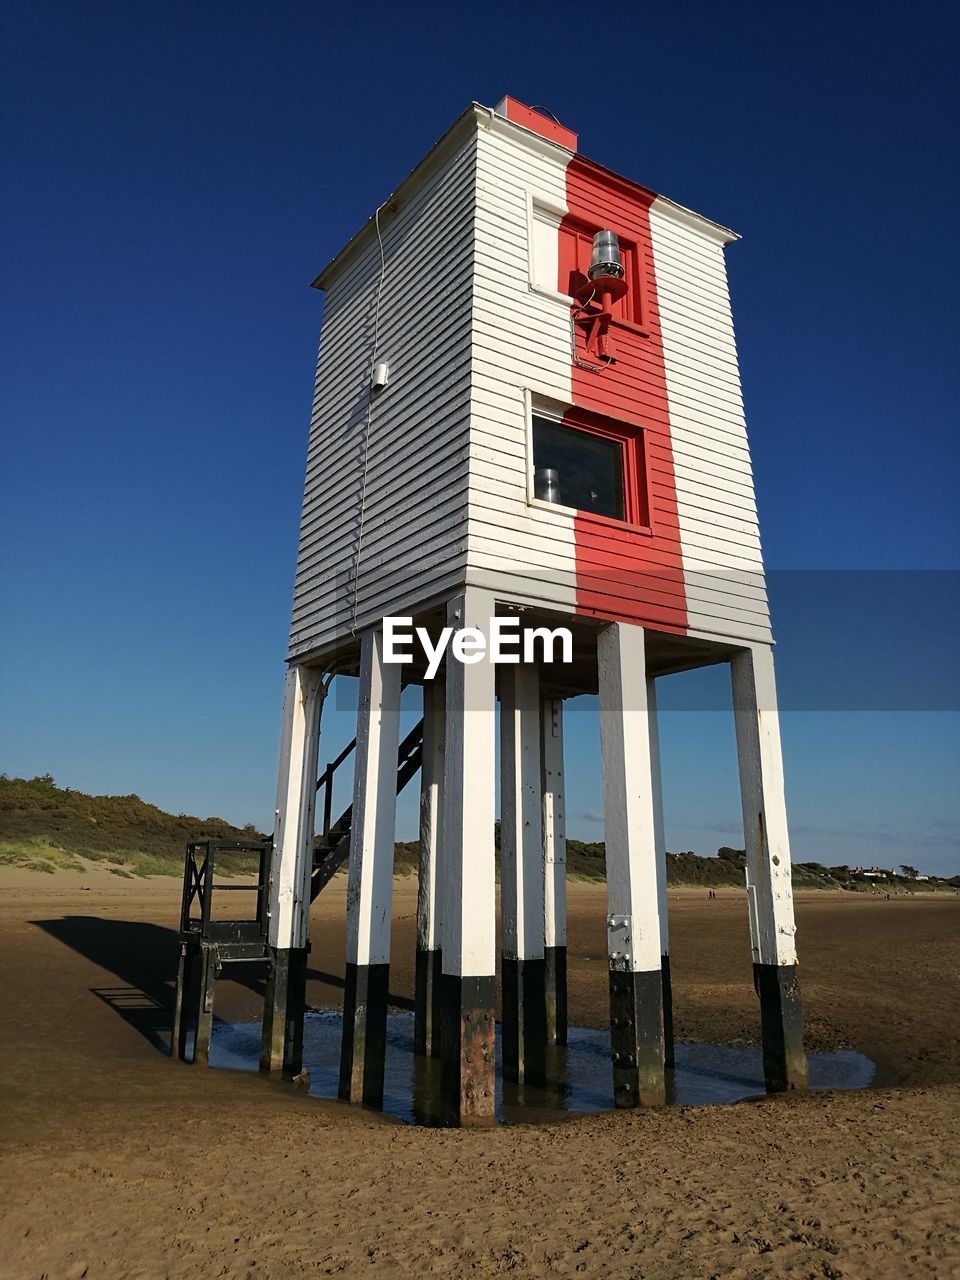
left=315, top=717, right=424, bottom=842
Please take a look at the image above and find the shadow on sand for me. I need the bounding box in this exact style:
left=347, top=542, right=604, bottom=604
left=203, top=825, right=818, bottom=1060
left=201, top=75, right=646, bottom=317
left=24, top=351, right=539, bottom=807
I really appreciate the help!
left=28, top=916, right=413, bottom=1053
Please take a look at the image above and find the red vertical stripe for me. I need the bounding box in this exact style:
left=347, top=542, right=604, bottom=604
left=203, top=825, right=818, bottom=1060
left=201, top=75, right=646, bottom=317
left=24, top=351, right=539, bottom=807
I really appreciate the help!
left=562, top=158, right=687, bottom=634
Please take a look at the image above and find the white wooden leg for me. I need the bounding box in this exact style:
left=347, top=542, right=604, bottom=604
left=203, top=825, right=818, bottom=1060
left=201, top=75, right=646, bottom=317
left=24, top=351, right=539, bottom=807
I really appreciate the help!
left=415, top=675, right=445, bottom=1057
left=500, top=663, right=546, bottom=1085
left=339, top=627, right=402, bottom=1107
left=440, top=588, right=497, bottom=1125
left=646, top=676, right=674, bottom=1066
left=731, top=644, right=807, bottom=1090
left=262, top=663, right=324, bottom=1074
left=541, top=696, right=567, bottom=1047
left=597, top=622, right=665, bottom=1107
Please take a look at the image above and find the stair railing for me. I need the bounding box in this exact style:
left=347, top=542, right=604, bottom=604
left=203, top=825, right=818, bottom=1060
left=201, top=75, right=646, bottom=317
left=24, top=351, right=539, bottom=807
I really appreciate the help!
left=316, top=737, right=358, bottom=842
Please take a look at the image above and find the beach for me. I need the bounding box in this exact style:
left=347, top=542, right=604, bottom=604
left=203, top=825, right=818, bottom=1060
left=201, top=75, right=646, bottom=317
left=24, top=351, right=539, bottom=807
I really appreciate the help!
left=1, top=871, right=957, bottom=1278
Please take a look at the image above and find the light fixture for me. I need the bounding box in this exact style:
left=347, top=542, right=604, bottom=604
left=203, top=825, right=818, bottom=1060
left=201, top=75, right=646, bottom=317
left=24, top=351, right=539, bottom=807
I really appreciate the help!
left=588, top=229, right=624, bottom=281
left=574, top=229, right=629, bottom=362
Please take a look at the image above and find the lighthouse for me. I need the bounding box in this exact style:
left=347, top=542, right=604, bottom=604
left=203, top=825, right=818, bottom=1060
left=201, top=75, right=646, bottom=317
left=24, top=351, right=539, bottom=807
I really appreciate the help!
left=261, top=96, right=807, bottom=1125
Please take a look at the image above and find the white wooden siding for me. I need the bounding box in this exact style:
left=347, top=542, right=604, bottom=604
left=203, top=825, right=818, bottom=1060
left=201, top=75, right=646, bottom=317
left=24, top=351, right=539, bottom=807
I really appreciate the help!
left=649, top=198, right=771, bottom=643
left=466, top=119, right=577, bottom=612
left=287, top=125, right=479, bottom=660
left=287, top=104, right=772, bottom=655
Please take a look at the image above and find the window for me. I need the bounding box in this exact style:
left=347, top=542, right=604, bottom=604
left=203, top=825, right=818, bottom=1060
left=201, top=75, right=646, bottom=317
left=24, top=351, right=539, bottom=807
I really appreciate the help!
left=558, top=221, right=643, bottom=327
left=530, top=202, right=561, bottom=294
left=532, top=414, right=650, bottom=527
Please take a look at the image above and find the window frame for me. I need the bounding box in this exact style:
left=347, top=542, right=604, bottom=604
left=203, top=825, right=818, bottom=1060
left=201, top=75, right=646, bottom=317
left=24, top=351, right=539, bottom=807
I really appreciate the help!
left=526, top=194, right=572, bottom=305
left=557, top=217, right=651, bottom=336
left=526, top=400, right=654, bottom=536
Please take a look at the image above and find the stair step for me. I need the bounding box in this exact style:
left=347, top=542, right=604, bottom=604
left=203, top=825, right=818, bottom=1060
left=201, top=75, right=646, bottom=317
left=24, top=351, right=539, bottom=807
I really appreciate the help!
left=309, top=717, right=424, bottom=902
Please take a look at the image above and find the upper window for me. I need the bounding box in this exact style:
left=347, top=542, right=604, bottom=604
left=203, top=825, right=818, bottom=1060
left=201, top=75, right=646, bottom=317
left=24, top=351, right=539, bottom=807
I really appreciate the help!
left=530, top=203, right=561, bottom=294
left=532, top=414, right=650, bottom=527
left=558, top=221, right=643, bottom=327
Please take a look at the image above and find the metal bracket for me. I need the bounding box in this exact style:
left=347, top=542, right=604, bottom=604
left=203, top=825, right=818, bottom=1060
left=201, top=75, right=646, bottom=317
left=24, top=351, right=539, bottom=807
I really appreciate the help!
left=607, top=913, right=635, bottom=972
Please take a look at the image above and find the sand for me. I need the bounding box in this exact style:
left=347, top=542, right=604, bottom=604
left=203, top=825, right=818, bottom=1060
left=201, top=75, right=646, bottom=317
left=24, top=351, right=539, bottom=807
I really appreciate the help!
left=0, top=869, right=957, bottom=1278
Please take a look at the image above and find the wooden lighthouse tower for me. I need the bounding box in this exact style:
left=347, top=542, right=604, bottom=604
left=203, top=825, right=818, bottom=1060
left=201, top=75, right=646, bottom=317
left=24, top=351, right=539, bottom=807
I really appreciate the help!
left=261, top=97, right=808, bottom=1124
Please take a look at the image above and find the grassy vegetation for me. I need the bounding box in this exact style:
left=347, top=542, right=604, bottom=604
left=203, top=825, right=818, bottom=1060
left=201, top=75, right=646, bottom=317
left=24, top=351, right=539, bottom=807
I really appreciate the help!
left=0, top=775, right=265, bottom=877
left=482, top=825, right=952, bottom=891
left=3, top=774, right=952, bottom=891
left=0, top=836, right=87, bottom=874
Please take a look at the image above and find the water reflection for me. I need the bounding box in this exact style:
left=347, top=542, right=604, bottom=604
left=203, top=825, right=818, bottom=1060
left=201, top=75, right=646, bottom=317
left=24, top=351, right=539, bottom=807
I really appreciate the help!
left=206, top=1010, right=875, bottom=1126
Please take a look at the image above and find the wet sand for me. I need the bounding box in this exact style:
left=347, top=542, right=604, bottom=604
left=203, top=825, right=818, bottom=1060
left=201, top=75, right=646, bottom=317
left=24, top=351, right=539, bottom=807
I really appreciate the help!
left=0, top=871, right=958, bottom=1278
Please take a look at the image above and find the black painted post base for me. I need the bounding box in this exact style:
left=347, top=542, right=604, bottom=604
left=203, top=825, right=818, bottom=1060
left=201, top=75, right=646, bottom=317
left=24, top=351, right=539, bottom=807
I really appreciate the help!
left=414, top=946, right=443, bottom=1058
left=609, top=968, right=666, bottom=1107
left=339, top=962, right=390, bottom=1107
left=661, top=953, right=675, bottom=1069
left=753, top=962, right=808, bottom=1092
left=502, top=957, right=547, bottom=1085
left=171, top=943, right=197, bottom=1060
left=544, top=945, right=568, bottom=1047
left=439, top=973, right=496, bottom=1126
left=194, top=945, right=218, bottom=1065
left=260, top=946, right=308, bottom=1077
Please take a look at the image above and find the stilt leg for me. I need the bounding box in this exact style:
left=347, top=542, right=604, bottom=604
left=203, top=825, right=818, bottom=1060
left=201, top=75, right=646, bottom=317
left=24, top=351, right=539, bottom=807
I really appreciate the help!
left=597, top=623, right=665, bottom=1107
left=415, top=676, right=445, bottom=1058
left=340, top=962, right=390, bottom=1106
left=339, top=627, right=401, bottom=1107
left=646, top=677, right=674, bottom=1067
left=440, top=972, right=496, bottom=1126
left=262, top=663, right=325, bottom=1074
left=439, top=589, right=497, bottom=1126
left=194, top=945, right=218, bottom=1066
left=732, top=644, right=808, bottom=1092
left=260, top=946, right=308, bottom=1076
left=542, top=697, right=568, bottom=1047
left=415, top=949, right=443, bottom=1059
left=171, top=943, right=196, bottom=1061
left=260, top=949, right=286, bottom=1073
left=501, top=664, right=547, bottom=1086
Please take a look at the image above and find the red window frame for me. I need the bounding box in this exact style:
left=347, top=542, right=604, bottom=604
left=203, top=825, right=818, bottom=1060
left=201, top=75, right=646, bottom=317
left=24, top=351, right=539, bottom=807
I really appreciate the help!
left=558, top=219, right=646, bottom=331
left=533, top=409, right=653, bottom=534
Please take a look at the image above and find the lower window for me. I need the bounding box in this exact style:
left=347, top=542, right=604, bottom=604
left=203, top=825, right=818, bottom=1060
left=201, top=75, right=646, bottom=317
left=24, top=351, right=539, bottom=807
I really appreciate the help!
left=532, top=414, right=648, bottom=526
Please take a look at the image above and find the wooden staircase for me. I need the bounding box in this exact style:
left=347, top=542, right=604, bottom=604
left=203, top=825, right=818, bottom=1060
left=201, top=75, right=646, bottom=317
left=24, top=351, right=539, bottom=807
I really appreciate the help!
left=310, top=717, right=424, bottom=900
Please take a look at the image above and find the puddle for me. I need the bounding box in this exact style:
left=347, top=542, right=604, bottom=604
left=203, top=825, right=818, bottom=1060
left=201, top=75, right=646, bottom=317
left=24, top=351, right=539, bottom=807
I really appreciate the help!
left=203, top=1010, right=875, bottom=1125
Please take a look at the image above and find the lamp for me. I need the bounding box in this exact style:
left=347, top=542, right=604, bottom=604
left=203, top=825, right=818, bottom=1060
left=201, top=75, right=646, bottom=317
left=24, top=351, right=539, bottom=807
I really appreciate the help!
left=588, top=230, right=624, bottom=281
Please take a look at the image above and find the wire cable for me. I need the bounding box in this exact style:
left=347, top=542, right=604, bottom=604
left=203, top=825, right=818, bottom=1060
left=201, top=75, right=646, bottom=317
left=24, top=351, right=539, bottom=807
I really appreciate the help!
left=350, top=201, right=389, bottom=635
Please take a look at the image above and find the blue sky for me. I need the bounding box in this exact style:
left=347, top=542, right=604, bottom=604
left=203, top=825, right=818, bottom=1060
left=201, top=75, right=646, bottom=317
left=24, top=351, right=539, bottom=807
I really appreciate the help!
left=2, top=2, right=958, bottom=873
